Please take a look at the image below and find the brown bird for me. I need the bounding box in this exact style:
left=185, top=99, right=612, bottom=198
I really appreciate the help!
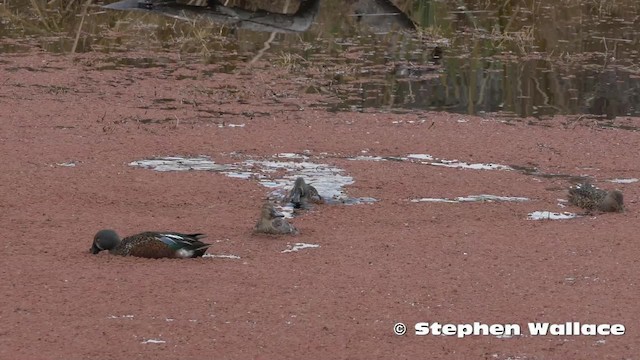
left=254, top=202, right=299, bottom=235
left=568, top=182, right=624, bottom=213
left=286, top=177, right=323, bottom=209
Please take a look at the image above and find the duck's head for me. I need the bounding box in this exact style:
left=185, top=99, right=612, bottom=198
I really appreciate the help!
left=91, top=229, right=121, bottom=254
left=293, top=177, right=306, bottom=188
left=600, top=190, right=624, bottom=212
left=290, top=177, right=307, bottom=205
left=261, top=202, right=284, bottom=220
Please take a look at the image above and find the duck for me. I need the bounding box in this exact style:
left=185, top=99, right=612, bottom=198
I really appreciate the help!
left=90, top=229, right=211, bottom=258
left=286, top=177, right=323, bottom=209
left=254, top=202, right=299, bottom=235
left=568, top=182, right=624, bottom=213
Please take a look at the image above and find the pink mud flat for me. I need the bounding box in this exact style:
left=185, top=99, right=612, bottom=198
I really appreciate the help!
left=1, top=50, right=639, bottom=359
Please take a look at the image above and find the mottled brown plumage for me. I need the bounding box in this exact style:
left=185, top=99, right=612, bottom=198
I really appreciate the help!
left=286, top=177, right=323, bottom=209
left=254, top=202, right=298, bottom=235
left=568, top=182, right=624, bottom=213
left=91, top=230, right=211, bottom=259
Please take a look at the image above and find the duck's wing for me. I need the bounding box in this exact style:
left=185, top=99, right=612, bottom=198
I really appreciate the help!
left=568, top=182, right=608, bottom=210
left=116, top=232, right=209, bottom=258
left=158, top=233, right=211, bottom=258
left=306, top=185, right=323, bottom=203
left=162, top=232, right=207, bottom=240
left=272, top=219, right=298, bottom=235
left=157, top=233, right=210, bottom=249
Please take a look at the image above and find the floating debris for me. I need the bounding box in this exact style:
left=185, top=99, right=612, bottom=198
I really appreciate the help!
left=527, top=211, right=577, bottom=220
left=55, top=162, right=76, bottom=167
left=348, top=153, right=512, bottom=171
left=390, top=119, right=427, bottom=124
left=141, top=339, right=166, bottom=344
left=411, top=195, right=529, bottom=203
left=282, top=243, right=320, bottom=253
left=108, top=314, right=134, bottom=319
left=202, top=254, right=241, bottom=259
left=222, top=171, right=259, bottom=180
left=218, top=123, right=245, bottom=128
left=411, top=198, right=458, bottom=203
left=274, top=153, right=308, bottom=159
left=406, top=153, right=434, bottom=160
left=429, top=160, right=513, bottom=171
left=608, top=178, right=638, bottom=184
left=338, top=196, right=378, bottom=205
left=348, top=155, right=386, bottom=161
left=129, top=156, right=235, bottom=172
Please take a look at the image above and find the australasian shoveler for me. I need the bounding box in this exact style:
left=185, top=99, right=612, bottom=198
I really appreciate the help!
left=90, top=230, right=211, bottom=258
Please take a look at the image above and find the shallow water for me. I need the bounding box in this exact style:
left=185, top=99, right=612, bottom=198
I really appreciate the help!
left=129, top=156, right=235, bottom=172
left=3, top=0, right=640, bottom=119
left=129, top=154, right=378, bottom=216
left=127, top=151, right=614, bottom=221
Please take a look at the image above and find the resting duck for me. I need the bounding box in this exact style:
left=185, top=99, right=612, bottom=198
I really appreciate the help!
left=286, top=177, right=323, bottom=209
left=90, top=229, right=211, bottom=258
left=254, top=202, right=299, bottom=235
left=568, top=182, right=624, bottom=213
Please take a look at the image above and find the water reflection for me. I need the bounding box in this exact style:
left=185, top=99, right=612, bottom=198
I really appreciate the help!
left=350, top=0, right=417, bottom=33
left=1, top=0, right=640, bottom=119
left=103, top=0, right=320, bottom=33
left=334, top=56, right=640, bottom=118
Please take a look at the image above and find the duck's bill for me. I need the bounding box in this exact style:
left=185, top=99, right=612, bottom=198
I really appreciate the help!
left=90, top=243, right=101, bottom=254
left=271, top=210, right=285, bottom=218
